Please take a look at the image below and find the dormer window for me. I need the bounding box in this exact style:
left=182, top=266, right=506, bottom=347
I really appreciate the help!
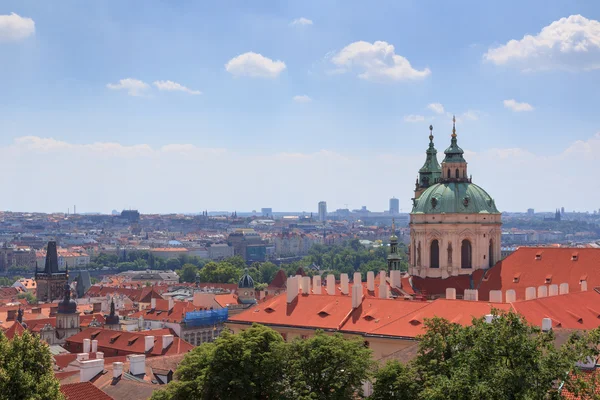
left=571, top=254, right=579, bottom=261
left=545, top=276, right=552, bottom=284
left=535, top=253, right=542, bottom=260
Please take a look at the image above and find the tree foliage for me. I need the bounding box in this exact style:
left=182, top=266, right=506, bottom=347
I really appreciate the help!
left=285, top=331, right=375, bottom=400
left=152, top=325, right=374, bottom=400
left=0, top=330, right=64, bottom=400
left=370, top=310, right=600, bottom=400
left=179, top=264, right=198, bottom=283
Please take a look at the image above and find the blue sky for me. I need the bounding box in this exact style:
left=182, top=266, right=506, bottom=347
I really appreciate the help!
left=1, top=1, right=599, bottom=214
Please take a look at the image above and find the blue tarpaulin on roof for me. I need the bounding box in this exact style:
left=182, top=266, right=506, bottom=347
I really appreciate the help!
left=183, top=308, right=228, bottom=327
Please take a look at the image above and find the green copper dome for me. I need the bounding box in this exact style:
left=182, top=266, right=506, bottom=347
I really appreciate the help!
left=412, top=182, right=499, bottom=214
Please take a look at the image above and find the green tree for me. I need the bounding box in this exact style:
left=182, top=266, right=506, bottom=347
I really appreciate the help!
left=0, top=330, right=64, bottom=400
left=152, top=324, right=286, bottom=400
left=258, top=262, right=279, bottom=284
left=285, top=331, right=375, bottom=400
left=370, top=310, right=600, bottom=400
left=165, top=258, right=181, bottom=271
left=17, top=292, right=37, bottom=305
left=180, top=264, right=198, bottom=283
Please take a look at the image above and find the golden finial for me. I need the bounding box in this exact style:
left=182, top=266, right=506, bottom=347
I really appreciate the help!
left=429, top=125, right=433, bottom=141
left=392, top=218, right=396, bottom=232
left=451, top=115, right=457, bottom=138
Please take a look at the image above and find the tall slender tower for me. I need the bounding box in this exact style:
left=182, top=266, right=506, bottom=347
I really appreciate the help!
left=387, top=219, right=402, bottom=271
left=414, top=125, right=442, bottom=200
left=35, top=241, right=68, bottom=303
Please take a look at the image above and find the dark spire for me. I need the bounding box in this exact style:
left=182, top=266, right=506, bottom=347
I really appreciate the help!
left=44, top=241, right=60, bottom=274
left=110, top=298, right=115, bottom=317
left=417, top=125, right=442, bottom=191
left=443, top=115, right=466, bottom=163
left=17, top=307, right=23, bottom=324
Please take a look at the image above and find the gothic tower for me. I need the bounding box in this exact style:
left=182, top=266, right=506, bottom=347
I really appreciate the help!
left=35, top=241, right=68, bottom=303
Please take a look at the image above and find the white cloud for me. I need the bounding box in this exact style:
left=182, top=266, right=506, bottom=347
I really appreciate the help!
left=484, top=15, right=600, bottom=71
left=2, top=133, right=600, bottom=213
left=404, top=114, right=425, bottom=123
left=427, top=103, right=445, bottom=114
left=153, top=80, right=201, bottom=95
left=461, top=110, right=479, bottom=121
left=293, top=95, right=312, bottom=103
left=291, top=17, right=313, bottom=26
left=0, top=13, right=35, bottom=41
left=504, top=99, right=534, bottom=112
left=225, top=52, right=286, bottom=78
left=330, top=41, right=431, bottom=82
left=106, top=78, right=150, bottom=96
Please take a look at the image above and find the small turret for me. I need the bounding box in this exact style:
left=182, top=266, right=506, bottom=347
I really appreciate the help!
left=441, top=116, right=469, bottom=183
left=416, top=125, right=442, bottom=199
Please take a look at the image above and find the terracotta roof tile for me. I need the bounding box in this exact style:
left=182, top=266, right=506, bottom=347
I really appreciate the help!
left=60, top=382, right=114, bottom=400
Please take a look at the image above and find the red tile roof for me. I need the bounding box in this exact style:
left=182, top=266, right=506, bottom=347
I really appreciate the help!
left=60, top=382, right=114, bottom=400
left=410, top=275, right=473, bottom=298
left=229, top=293, right=354, bottom=330
left=477, top=247, right=600, bottom=301
left=65, top=328, right=193, bottom=356
left=370, top=299, right=512, bottom=338
left=511, top=290, right=600, bottom=330
left=5, top=321, right=25, bottom=339
left=129, top=301, right=203, bottom=323
left=340, top=298, right=428, bottom=335
left=214, top=293, right=240, bottom=307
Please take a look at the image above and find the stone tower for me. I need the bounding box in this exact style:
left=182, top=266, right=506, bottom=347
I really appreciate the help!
left=35, top=241, right=68, bottom=303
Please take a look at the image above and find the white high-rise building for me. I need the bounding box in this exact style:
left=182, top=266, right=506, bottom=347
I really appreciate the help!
left=318, top=201, right=327, bottom=222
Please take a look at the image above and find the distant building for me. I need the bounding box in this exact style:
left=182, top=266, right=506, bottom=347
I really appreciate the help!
left=208, top=243, right=234, bottom=260
left=318, top=201, right=327, bottom=222
left=0, top=244, right=36, bottom=271
left=527, top=208, right=535, bottom=216
left=389, top=197, right=400, bottom=215
left=36, top=241, right=69, bottom=303
left=261, top=208, right=273, bottom=218
left=227, top=230, right=267, bottom=263
left=119, top=270, right=180, bottom=285
left=120, top=209, right=140, bottom=223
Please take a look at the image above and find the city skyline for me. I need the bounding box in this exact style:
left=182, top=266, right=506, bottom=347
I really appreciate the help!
left=1, top=1, right=600, bottom=213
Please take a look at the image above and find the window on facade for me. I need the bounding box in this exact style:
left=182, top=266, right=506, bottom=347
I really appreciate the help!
left=430, top=240, right=440, bottom=268
left=488, top=239, right=494, bottom=268
left=447, top=169, right=451, bottom=178
left=461, top=239, right=472, bottom=269
left=455, top=169, right=459, bottom=178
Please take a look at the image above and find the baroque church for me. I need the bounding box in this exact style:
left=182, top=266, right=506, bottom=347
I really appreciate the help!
left=409, top=118, right=501, bottom=279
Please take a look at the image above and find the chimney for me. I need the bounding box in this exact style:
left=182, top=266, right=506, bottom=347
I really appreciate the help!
left=446, top=288, right=456, bottom=300
left=287, top=277, right=299, bottom=303
left=312, top=276, right=322, bottom=294
left=378, top=271, right=387, bottom=299
left=162, top=334, right=174, bottom=350
left=128, top=354, right=146, bottom=376
left=76, top=353, right=89, bottom=362
left=302, top=276, right=311, bottom=294
left=489, top=290, right=502, bottom=303
left=144, top=335, right=155, bottom=352
left=340, top=274, right=349, bottom=295
left=168, top=297, right=174, bottom=311
left=581, top=280, right=588, bottom=292
left=542, top=317, right=552, bottom=332
left=96, top=352, right=104, bottom=359
left=390, top=270, right=401, bottom=288
left=91, top=340, right=98, bottom=353
left=367, top=271, right=375, bottom=292
left=525, top=287, right=536, bottom=301
left=351, top=284, right=362, bottom=309
left=6, top=310, right=16, bottom=321
left=549, top=284, right=559, bottom=296
left=505, top=290, right=516, bottom=303
left=113, top=362, right=124, bottom=379
left=353, top=272, right=361, bottom=285
left=464, top=289, right=478, bottom=301
left=559, top=283, right=569, bottom=295
left=537, top=286, right=548, bottom=298
left=326, top=274, right=335, bottom=295
left=79, top=359, right=105, bottom=382
left=138, top=315, right=144, bottom=330
left=83, top=338, right=91, bottom=353
left=151, top=298, right=156, bottom=309
left=484, top=314, right=493, bottom=324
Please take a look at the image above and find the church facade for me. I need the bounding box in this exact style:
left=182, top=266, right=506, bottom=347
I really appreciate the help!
left=409, top=119, right=501, bottom=279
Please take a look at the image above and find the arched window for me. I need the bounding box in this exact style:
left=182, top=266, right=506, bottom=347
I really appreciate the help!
left=455, top=169, right=459, bottom=178
left=447, top=169, right=451, bottom=178
left=488, top=239, right=494, bottom=268
left=430, top=240, right=440, bottom=268
left=461, top=239, right=472, bottom=269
